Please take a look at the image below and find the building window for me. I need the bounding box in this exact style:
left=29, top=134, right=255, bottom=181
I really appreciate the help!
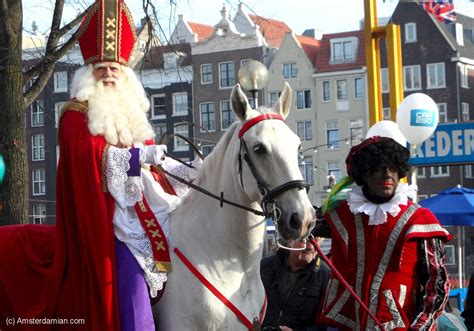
left=427, top=63, right=445, bottom=89
left=31, top=100, right=44, bottom=127
left=322, top=81, right=330, bottom=102
left=462, top=102, right=470, bottom=121
left=32, top=204, right=46, bottom=224
left=404, top=23, right=417, bottom=43
left=383, top=107, right=391, bottom=120
left=153, top=123, right=167, bottom=143
left=172, top=92, right=188, bottom=116
left=327, top=161, right=342, bottom=184
left=354, top=77, right=363, bottom=99
left=349, top=119, right=363, bottom=146
left=282, top=62, right=297, bottom=79
left=54, top=102, right=65, bottom=128
left=151, top=94, right=166, bottom=118
left=326, top=121, right=340, bottom=149
left=296, top=121, right=312, bottom=141
left=445, top=245, right=455, bottom=265
left=201, top=64, right=212, bottom=84
left=268, top=92, right=281, bottom=107
left=173, top=124, right=189, bottom=151
left=430, top=165, right=449, bottom=177
left=460, top=65, right=469, bottom=88
left=296, top=90, right=311, bottom=109
left=32, top=134, right=45, bottom=161
left=465, top=165, right=473, bottom=178
left=241, top=59, right=251, bottom=67
left=381, top=68, right=389, bottom=93
left=164, top=53, right=178, bottom=70
left=221, top=100, right=235, bottom=130
left=53, top=71, right=68, bottom=93
left=200, top=102, right=215, bottom=131
left=219, top=61, right=235, bottom=88
left=417, top=167, right=426, bottom=178
left=331, top=39, right=354, bottom=62
left=202, top=145, right=215, bottom=157
left=299, top=156, right=314, bottom=185
left=403, top=65, right=421, bottom=91
left=336, top=80, right=348, bottom=100
left=248, top=98, right=256, bottom=109
left=32, top=169, right=46, bottom=196
left=437, top=103, right=447, bottom=123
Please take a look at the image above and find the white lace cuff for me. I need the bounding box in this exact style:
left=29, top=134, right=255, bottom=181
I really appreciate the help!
left=107, top=146, right=144, bottom=208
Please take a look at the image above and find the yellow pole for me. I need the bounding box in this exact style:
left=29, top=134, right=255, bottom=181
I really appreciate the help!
left=386, top=23, right=404, bottom=120
left=364, top=0, right=383, bottom=126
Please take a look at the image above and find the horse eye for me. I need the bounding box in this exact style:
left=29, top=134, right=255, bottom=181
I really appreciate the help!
left=253, top=143, right=267, bottom=155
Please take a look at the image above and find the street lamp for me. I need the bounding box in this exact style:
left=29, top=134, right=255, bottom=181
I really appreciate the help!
left=237, top=60, right=269, bottom=109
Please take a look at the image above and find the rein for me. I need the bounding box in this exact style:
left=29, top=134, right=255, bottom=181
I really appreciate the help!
left=309, top=237, right=385, bottom=330
left=158, top=166, right=266, bottom=217
left=174, top=247, right=267, bottom=330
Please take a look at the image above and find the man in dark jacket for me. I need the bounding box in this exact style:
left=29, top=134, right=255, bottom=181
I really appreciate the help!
left=260, top=237, right=329, bottom=331
left=462, top=273, right=474, bottom=330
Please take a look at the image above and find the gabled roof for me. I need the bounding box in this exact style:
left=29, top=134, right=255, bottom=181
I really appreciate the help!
left=296, top=35, right=321, bottom=67
left=314, top=30, right=366, bottom=73
left=249, top=15, right=292, bottom=47
left=431, top=12, right=474, bottom=59
left=187, top=21, right=214, bottom=42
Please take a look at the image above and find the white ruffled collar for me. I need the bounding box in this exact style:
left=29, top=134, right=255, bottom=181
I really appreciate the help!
left=347, top=183, right=417, bottom=225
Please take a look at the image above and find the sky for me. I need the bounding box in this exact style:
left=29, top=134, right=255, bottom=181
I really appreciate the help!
left=23, top=0, right=474, bottom=37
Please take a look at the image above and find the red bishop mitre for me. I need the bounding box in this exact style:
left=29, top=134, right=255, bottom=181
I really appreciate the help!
left=77, top=0, right=137, bottom=65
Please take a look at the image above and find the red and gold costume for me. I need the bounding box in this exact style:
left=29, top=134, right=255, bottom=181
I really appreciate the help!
left=319, top=196, right=451, bottom=330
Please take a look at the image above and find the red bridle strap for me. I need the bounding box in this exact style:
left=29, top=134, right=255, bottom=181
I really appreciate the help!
left=174, top=247, right=267, bottom=330
left=238, top=114, right=285, bottom=138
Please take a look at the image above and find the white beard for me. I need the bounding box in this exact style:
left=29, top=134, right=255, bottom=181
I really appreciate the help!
left=70, top=65, right=155, bottom=147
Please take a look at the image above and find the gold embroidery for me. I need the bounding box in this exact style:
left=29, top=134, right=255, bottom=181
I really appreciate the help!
left=145, top=219, right=156, bottom=227
left=138, top=201, right=147, bottom=212
left=102, top=143, right=110, bottom=192
left=154, top=241, right=166, bottom=251
left=106, top=17, right=116, bottom=28
left=105, top=29, right=115, bottom=39
left=150, top=229, right=162, bottom=238
left=105, top=41, right=115, bottom=51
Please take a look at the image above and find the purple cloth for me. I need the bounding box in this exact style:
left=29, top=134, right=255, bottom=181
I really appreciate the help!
left=115, top=238, right=155, bottom=331
left=127, top=148, right=141, bottom=177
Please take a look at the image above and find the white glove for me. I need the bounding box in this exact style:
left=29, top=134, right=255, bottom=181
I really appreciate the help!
left=139, top=145, right=167, bottom=165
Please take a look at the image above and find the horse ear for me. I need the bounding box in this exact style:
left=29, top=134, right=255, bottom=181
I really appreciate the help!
left=273, top=82, right=292, bottom=119
left=231, top=84, right=252, bottom=121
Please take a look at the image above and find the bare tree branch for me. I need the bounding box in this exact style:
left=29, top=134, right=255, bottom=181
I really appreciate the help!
left=23, top=3, right=92, bottom=106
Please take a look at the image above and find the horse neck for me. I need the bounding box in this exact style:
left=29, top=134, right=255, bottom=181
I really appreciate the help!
left=170, top=125, right=265, bottom=270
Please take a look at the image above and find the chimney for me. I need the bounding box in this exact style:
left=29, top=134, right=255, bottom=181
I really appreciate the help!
left=302, top=29, right=315, bottom=38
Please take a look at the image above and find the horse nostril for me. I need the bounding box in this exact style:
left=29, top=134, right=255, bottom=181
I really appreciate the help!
left=289, top=212, right=302, bottom=230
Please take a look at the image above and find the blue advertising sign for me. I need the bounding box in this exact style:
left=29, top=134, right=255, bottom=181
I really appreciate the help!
left=410, top=122, right=474, bottom=166
left=410, top=108, right=437, bottom=127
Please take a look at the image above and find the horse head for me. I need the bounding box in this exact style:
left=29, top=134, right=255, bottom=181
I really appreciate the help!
left=231, top=82, right=316, bottom=240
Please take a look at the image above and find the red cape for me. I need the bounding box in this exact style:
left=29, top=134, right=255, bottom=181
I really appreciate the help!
left=0, top=105, right=120, bottom=330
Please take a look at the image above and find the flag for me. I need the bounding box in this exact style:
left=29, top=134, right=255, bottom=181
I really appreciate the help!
left=419, top=0, right=457, bottom=24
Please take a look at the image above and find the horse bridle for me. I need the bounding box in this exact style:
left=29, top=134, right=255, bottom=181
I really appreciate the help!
left=238, top=113, right=310, bottom=219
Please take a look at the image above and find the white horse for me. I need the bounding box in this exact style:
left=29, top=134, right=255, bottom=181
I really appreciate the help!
left=155, top=82, right=315, bottom=330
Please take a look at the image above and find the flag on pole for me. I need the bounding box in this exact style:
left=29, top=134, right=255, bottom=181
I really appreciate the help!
left=419, top=0, right=457, bottom=24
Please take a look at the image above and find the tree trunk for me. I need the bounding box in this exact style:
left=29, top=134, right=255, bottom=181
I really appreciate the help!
left=0, top=1, right=29, bottom=224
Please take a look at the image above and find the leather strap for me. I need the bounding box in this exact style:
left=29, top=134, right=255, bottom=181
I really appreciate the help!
left=174, top=247, right=267, bottom=330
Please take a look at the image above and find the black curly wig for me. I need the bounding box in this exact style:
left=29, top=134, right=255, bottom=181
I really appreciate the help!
left=347, top=137, right=410, bottom=186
